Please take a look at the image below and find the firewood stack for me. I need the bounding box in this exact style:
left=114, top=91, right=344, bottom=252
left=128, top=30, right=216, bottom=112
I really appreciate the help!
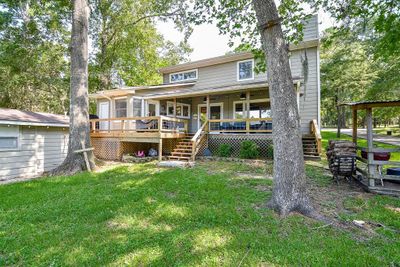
left=326, top=140, right=357, bottom=181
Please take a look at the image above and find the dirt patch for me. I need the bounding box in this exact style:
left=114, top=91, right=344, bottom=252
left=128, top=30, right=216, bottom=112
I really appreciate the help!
left=385, top=205, right=400, bottom=213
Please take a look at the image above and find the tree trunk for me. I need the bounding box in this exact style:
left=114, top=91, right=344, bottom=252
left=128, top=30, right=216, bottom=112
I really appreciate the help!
left=51, top=0, right=95, bottom=175
left=253, top=0, right=313, bottom=216
left=336, top=104, right=342, bottom=138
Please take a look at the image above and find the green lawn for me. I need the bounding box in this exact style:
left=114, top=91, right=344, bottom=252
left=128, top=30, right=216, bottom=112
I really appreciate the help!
left=374, top=126, right=400, bottom=137
left=1, top=161, right=399, bottom=266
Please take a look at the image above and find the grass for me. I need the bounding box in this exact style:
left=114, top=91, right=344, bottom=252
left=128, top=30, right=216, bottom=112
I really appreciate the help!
left=374, top=126, right=400, bottom=137
left=1, top=161, right=399, bottom=266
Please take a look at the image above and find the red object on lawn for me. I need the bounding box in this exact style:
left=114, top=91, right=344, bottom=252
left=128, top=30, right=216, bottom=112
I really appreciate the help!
left=361, top=151, right=391, bottom=161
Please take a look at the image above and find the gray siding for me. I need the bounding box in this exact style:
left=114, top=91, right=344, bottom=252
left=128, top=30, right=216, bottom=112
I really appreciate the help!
left=0, top=126, right=68, bottom=181
left=291, top=47, right=319, bottom=132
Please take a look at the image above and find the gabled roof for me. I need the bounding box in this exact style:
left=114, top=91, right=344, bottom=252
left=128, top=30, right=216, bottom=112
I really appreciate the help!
left=0, top=108, right=69, bottom=127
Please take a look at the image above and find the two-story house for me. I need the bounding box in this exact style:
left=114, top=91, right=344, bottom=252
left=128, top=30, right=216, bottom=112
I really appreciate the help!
left=89, top=15, right=321, bottom=162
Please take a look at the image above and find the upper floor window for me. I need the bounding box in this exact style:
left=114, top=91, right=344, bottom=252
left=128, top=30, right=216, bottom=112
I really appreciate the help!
left=115, top=98, right=127, bottom=118
left=0, top=125, right=19, bottom=150
left=237, top=59, right=254, bottom=81
left=169, top=69, right=198, bottom=83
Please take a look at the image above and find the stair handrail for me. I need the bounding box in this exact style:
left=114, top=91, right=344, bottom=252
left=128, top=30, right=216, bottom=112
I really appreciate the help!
left=310, top=119, right=322, bottom=154
left=191, top=120, right=209, bottom=161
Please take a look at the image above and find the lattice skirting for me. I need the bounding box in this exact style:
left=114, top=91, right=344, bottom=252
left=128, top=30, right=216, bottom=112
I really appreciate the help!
left=205, top=134, right=273, bottom=159
left=91, top=138, right=180, bottom=161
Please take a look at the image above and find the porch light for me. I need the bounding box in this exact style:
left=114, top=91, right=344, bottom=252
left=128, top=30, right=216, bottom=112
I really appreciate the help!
left=240, top=93, right=246, bottom=100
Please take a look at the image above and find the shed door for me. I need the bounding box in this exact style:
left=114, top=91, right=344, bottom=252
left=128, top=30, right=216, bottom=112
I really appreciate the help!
left=99, top=102, right=109, bottom=130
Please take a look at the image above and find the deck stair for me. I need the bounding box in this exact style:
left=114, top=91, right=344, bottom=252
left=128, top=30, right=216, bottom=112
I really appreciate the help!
left=168, top=134, right=195, bottom=161
left=302, top=134, right=321, bottom=160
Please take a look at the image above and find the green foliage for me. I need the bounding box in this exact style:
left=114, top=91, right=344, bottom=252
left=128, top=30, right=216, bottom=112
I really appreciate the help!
left=217, top=144, right=232, bottom=157
left=266, top=144, right=274, bottom=159
left=239, top=140, right=260, bottom=159
left=0, top=162, right=398, bottom=265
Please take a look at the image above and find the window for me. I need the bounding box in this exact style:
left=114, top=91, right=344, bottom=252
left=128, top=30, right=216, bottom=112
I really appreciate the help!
left=115, top=99, right=127, bottom=118
left=169, top=69, right=198, bottom=83
left=0, top=125, right=19, bottom=150
left=167, top=102, right=191, bottom=118
left=237, top=59, right=254, bottom=81
left=234, top=102, right=245, bottom=119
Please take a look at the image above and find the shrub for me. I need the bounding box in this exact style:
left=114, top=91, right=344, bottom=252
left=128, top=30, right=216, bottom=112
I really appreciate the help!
left=266, top=144, right=274, bottom=159
left=217, top=144, right=232, bottom=157
left=239, top=141, right=260, bottom=159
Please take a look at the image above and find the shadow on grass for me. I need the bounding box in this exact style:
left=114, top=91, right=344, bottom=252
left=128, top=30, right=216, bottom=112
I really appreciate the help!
left=0, top=162, right=399, bottom=266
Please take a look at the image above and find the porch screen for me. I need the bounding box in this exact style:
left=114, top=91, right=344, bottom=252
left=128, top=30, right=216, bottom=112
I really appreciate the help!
left=249, top=102, right=271, bottom=118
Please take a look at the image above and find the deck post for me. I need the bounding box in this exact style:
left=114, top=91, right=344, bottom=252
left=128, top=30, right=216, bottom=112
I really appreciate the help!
left=158, top=139, right=163, bottom=161
left=352, top=108, right=357, bottom=145
left=366, top=107, right=375, bottom=187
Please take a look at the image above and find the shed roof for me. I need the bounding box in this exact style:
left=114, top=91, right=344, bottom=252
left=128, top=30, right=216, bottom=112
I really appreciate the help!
left=0, top=108, right=69, bottom=127
left=340, top=100, right=400, bottom=110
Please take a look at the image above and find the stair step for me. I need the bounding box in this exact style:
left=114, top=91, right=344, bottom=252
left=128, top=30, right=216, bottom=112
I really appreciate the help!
left=173, top=148, right=192, bottom=152
left=171, top=151, right=192, bottom=155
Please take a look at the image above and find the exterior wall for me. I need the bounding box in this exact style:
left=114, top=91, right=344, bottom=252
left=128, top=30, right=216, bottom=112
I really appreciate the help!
left=0, top=125, right=68, bottom=182
left=291, top=47, right=319, bottom=133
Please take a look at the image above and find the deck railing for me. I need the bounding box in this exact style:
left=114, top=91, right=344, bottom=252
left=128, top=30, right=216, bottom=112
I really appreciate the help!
left=310, top=119, right=322, bottom=154
left=208, top=118, right=272, bottom=133
left=90, top=116, right=188, bottom=136
left=191, top=120, right=209, bottom=161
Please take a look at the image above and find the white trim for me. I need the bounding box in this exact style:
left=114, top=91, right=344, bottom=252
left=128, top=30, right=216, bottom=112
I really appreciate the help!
left=197, top=102, right=224, bottom=129
left=0, top=120, right=68, bottom=128
left=166, top=101, right=191, bottom=119
left=169, top=69, right=198, bottom=83
left=237, top=59, right=255, bottom=81
left=316, top=44, right=321, bottom=129
left=114, top=96, right=128, bottom=100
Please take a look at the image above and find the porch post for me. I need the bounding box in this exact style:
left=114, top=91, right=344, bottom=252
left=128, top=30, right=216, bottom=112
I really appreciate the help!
left=352, top=108, right=358, bottom=145
left=366, top=107, right=375, bottom=187
left=206, top=95, right=210, bottom=119
left=246, top=91, right=250, bottom=118
left=158, top=139, right=163, bottom=161
left=173, top=98, right=177, bottom=117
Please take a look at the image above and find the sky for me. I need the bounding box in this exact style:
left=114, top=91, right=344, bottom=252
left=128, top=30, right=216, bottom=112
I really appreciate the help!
left=156, top=10, right=335, bottom=61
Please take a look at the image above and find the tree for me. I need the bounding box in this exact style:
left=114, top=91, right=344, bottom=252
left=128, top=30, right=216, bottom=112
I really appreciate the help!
left=190, top=0, right=314, bottom=216
left=0, top=0, right=71, bottom=114
left=51, top=0, right=95, bottom=175
left=89, top=0, right=192, bottom=91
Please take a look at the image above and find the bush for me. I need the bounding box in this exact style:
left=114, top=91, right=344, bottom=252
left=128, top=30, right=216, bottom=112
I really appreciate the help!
left=239, top=141, right=260, bottom=159
left=266, top=144, right=274, bottom=159
left=217, top=144, right=232, bottom=157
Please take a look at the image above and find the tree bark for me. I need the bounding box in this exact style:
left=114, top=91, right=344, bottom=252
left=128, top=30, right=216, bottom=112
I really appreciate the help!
left=252, top=0, right=313, bottom=216
left=51, top=0, right=95, bottom=175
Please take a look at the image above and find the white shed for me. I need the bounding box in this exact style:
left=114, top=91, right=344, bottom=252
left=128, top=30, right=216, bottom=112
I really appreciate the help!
left=0, top=108, right=69, bottom=182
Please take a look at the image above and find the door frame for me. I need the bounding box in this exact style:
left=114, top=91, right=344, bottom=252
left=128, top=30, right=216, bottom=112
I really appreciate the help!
left=197, top=102, right=224, bottom=129
left=98, top=101, right=110, bottom=130
left=146, top=100, right=160, bottom=116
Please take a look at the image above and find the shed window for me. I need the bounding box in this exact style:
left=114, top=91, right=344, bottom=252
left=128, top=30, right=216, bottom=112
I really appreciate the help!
left=237, top=59, right=254, bottom=81
left=115, top=99, right=127, bottom=118
left=169, top=69, right=197, bottom=83
left=0, top=125, right=19, bottom=150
